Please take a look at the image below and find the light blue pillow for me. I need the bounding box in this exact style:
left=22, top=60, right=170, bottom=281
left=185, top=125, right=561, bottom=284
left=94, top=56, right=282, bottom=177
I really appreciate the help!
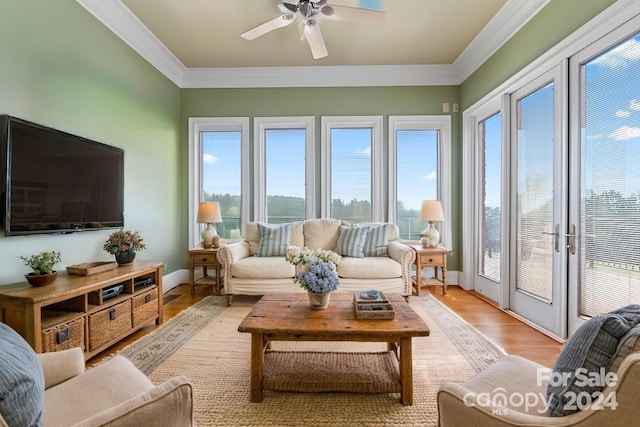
left=335, top=226, right=370, bottom=258
left=0, top=322, right=45, bottom=427
left=363, top=224, right=389, bottom=257
left=255, top=223, right=292, bottom=257
left=547, top=304, right=640, bottom=417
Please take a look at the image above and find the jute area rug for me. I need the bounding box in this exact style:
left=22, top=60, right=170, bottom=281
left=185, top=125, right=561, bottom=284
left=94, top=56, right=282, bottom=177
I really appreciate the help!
left=118, top=294, right=505, bottom=426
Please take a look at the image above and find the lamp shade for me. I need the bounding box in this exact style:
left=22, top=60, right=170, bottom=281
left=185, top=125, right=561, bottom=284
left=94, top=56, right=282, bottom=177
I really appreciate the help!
left=197, top=202, right=222, bottom=224
left=420, top=200, right=445, bottom=222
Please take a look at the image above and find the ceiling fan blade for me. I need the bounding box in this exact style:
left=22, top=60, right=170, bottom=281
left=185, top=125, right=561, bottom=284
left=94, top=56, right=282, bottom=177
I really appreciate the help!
left=241, top=14, right=296, bottom=40
left=319, top=4, right=386, bottom=24
left=304, top=19, right=328, bottom=59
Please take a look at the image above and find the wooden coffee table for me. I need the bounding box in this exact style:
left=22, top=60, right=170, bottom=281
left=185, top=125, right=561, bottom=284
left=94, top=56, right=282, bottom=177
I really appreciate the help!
left=237, top=292, right=430, bottom=405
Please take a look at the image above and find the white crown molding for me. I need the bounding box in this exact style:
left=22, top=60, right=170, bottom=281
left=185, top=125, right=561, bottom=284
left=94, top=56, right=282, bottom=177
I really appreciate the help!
left=76, top=0, right=186, bottom=87
left=181, top=64, right=458, bottom=88
left=454, top=0, right=551, bottom=82
left=76, top=0, right=547, bottom=88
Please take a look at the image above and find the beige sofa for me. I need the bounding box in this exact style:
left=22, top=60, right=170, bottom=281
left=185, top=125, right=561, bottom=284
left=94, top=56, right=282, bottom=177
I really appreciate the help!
left=218, top=218, right=415, bottom=305
left=0, top=347, right=193, bottom=427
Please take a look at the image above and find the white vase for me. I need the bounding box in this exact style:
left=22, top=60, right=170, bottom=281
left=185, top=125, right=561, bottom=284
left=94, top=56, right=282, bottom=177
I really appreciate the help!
left=307, top=291, right=330, bottom=310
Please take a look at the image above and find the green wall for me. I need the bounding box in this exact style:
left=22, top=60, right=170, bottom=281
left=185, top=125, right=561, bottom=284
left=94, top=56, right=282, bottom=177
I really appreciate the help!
left=180, top=86, right=463, bottom=269
left=0, top=0, right=181, bottom=285
left=460, top=0, right=616, bottom=109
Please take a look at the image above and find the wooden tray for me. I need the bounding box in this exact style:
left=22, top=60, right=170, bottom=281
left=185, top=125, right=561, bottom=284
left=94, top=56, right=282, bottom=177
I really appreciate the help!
left=66, top=261, right=116, bottom=276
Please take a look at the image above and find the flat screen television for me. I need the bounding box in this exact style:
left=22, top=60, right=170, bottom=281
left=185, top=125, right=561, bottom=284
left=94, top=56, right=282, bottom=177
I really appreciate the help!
left=0, top=115, right=124, bottom=236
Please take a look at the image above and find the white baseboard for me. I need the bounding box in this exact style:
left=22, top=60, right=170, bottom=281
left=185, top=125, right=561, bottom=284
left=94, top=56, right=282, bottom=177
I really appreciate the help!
left=162, top=269, right=190, bottom=293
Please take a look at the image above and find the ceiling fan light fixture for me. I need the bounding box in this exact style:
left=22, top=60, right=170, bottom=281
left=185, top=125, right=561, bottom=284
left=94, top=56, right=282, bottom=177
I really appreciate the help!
left=321, top=6, right=334, bottom=17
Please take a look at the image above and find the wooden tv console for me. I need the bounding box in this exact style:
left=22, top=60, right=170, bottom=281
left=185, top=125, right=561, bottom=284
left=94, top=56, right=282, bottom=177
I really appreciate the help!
left=0, top=260, right=163, bottom=360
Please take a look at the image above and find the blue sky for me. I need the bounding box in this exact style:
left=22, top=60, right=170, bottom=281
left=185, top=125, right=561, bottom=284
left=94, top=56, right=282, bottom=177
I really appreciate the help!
left=201, top=127, right=439, bottom=213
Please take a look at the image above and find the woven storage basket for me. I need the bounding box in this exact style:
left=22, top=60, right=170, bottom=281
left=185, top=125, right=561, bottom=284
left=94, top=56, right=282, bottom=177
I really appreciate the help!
left=66, top=262, right=116, bottom=276
left=132, top=287, right=158, bottom=328
left=88, top=299, right=132, bottom=351
left=41, top=311, right=85, bottom=352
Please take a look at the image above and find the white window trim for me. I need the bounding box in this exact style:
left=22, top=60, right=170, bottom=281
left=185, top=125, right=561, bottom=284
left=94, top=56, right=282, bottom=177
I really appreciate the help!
left=388, top=115, right=452, bottom=248
left=188, top=117, right=250, bottom=246
left=253, top=116, right=315, bottom=221
left=321, top=116, right=384, bottom=221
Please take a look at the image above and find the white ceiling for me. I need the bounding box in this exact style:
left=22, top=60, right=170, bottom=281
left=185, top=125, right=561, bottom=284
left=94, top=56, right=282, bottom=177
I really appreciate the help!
left=76, top=0, right=550, bottom=88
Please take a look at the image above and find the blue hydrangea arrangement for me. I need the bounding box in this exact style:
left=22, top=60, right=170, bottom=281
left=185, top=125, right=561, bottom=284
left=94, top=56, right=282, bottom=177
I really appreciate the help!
left=286, top=246, right=341, bottom=293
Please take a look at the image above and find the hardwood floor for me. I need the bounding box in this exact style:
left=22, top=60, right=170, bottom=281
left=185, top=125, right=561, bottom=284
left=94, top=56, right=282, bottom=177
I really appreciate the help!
left=90, top=283, right=563, bottom=368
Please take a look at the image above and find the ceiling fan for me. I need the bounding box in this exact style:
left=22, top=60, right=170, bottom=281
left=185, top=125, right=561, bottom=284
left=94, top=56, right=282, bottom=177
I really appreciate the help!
left=240, top=0, right=386, bottom=59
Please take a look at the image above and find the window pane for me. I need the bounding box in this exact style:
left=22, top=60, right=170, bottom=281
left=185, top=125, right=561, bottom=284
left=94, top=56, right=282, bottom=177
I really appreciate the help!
left=330, top=128, right=371, bottom=222
left=479, top=113, right=502, bottom=282
left=396, top=130, right=438, bottom=240
left=201, top=131, right=242, bottom=239
left=580, top=33, right=640, bottom=317
left=516, top=82, right=554, bottom=302
left=266, top=129, right=305, bottom=223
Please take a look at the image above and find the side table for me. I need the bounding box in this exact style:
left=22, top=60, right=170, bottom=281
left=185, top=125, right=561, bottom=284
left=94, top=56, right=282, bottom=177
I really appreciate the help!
left=408, top=245, right=451, bottom=296
left=189, top=247, right=221, bottom=295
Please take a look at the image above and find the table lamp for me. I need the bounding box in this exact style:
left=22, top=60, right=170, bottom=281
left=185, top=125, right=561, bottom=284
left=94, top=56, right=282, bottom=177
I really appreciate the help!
left=197, top=202, right=222, bottom=249
left=420, top=200, right=444, bottom=248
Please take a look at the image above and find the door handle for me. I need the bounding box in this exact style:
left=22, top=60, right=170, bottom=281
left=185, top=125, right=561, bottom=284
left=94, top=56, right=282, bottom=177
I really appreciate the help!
left=541, top=224, right=560, bottom=253
left=565, top=224, right=576, bottom=255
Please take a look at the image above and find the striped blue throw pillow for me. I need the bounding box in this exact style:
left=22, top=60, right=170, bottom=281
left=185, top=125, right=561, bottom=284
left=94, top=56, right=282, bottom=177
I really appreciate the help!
left=0, top=323, right=44, bottom=427
left=363, top=224, right=389, bottom=257
left=255, top=223, right=292, bottom=257
left=335, top=226, right=370, bottom=258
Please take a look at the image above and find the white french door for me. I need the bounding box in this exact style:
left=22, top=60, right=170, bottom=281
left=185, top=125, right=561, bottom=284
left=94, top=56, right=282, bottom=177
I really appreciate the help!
left=465, top=9, right=640, bottom=340
left=568, top=24, right=640, bottom=335
left=472, top=98, right=504, bottom=303
left=508, top=66, right=567, bottom=338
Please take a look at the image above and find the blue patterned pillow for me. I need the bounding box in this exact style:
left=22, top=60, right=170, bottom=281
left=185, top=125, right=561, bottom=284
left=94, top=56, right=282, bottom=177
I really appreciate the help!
left=255, top=223, right=292, bottom=257
left=547, top=304, right=640, bottom=417
left=335, top=226, right=370, bottom=258
left=0, top=322, right=45, bottom=427
left=363, top=224, right=389, bottom=257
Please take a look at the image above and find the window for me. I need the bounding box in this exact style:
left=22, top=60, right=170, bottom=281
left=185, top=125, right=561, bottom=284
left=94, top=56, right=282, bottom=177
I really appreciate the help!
left=254, top=117, right=315, bottom=223
left=389, top=116, right=451, bottom=244
left=189, top=118, right=249, bottom=245
left=321, top=116, right=383, bottom=222
left=577, top=32, right=640, bottom=317
left=479, top=112, right=502, bottom=283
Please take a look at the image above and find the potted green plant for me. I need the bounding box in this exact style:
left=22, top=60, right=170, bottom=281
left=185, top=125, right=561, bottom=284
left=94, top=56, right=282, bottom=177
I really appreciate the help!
left=103, top=229, right=146, bottom=265
left=20, top=251, right=62, bottom=287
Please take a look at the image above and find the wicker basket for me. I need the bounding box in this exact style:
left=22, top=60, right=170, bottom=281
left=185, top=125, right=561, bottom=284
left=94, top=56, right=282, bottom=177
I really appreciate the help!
left=88, top=300, right=132, bottom=351
left=41, top=311, right=85, bottom=352
left=66, top=262, right=116, bottom=276
left=132, top=287, right=158, bottom=328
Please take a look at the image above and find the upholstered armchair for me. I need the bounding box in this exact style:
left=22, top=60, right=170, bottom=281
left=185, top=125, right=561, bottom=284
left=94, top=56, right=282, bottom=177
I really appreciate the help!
left=0, top=333, right=193, bottom=427
left=438, top=353, right=640, bottom=426
left=438, top=305, right=640, bottom=426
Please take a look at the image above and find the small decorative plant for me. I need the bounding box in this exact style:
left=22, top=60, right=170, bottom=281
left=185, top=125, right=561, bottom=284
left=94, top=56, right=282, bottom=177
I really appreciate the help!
left=286, top=246, right=341, bottom=293
left=103, top=229, right=146, bottom=255
left=20, top=251, right=61, bottom=275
